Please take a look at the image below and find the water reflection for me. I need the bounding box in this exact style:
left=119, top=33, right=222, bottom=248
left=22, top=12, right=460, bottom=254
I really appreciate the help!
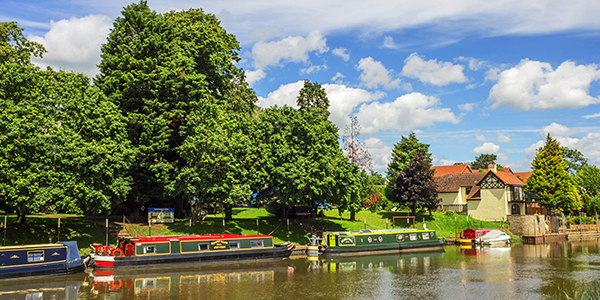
left=1, top=240, right=599, bottom=299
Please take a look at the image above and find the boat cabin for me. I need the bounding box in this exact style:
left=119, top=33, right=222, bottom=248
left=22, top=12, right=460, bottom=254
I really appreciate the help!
left=461, top=228, right=505, bottom=239
left=0, top=241, right=84, bottom=278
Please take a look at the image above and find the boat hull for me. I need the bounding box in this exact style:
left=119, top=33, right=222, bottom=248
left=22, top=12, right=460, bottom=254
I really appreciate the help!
left=320, top=229, right=444, bottom=257
left=0, top=242, right=88, bottom=279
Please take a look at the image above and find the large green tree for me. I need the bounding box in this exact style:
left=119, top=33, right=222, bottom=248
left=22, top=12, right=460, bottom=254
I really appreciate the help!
left=388, top=150, right=439, bottom=215
left=562, top=146, right=588, bottom=176
left=386, top=132, right=430, bottom=178
left=469, top=153, right=503, bottom=170
left=95, top=2, right=256, bottom=218
left=574, top=165, right=600, bottom=213
left=525, top=134, right=581, bottom=212
left=0, top=64, right=132, bottom=223
left=0, top=21, right=46, bottom=65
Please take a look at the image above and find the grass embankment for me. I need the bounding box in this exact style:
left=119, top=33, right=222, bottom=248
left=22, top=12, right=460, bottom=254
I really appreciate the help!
left=0, top=208, right=517, bottom=253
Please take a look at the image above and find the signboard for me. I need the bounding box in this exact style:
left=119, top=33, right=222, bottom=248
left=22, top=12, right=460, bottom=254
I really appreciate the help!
left=148, top=208, right=174, bottom=224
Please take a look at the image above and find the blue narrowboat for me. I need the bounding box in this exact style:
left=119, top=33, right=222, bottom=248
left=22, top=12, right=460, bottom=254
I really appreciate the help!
left=0, top=241, right=89, bottom=279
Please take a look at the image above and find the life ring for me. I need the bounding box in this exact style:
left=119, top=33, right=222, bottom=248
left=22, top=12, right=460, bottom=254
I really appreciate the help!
left=112, top=248, right=124, bottom=257
left=110, top=279, right=123, bottom=290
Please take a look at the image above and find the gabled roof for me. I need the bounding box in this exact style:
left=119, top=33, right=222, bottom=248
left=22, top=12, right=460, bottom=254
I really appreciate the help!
left=479, top=170, right=526, bottom=187
left=434, top=173, right=485, bottom=193
left=431, top=164, right=473, bottom=177
left=514, top=172, right=532, bottom=183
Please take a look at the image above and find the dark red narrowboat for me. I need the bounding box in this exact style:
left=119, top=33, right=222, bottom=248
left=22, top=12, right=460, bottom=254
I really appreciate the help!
left=91, top=234, right=294, bottom=268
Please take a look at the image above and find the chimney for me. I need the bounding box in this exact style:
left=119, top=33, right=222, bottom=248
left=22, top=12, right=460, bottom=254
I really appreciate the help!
left=488, top=162, right=497, bottom=172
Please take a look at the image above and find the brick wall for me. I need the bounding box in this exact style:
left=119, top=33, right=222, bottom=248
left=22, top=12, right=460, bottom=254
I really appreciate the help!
left=508, top=215, right=547, bottom=236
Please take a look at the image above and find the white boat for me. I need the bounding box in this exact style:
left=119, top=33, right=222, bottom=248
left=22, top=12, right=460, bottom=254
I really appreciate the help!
left=474, top=230, right=511, bottom=245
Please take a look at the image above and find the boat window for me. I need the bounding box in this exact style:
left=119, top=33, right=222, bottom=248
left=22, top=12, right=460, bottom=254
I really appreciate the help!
left=339, top=236, right=355, bottom=246
left=378, top=236, right=384, bottom=243
left=197, top=243, right=209, bottom=251
left=143, top=245, right=157, bottom=254
left=28, top=251, right=44, bottom=262
left=250, top=240, right=265, bottom=248
left=422, top=232, right=430, bottom=240
left=409, top=233, right=418, bottom=241
left=367, top=236, right=373, bottom=244
left=396, top=234, right=404, bottom=242
left=229, top=241, right=240, bottom=249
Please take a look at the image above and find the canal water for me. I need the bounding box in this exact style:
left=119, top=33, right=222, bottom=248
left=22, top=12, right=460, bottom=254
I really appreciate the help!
left=1, top=240, right=599, bottom=300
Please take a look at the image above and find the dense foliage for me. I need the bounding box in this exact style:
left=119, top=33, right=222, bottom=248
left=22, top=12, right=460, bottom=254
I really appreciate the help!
left=525, top=134, right=581, bottom=212
left=388, top=150, right=439, bottom=215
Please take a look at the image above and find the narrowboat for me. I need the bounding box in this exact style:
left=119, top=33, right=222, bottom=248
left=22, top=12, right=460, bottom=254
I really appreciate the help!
left=319, top=228, right=444, bottom=256
left=91, top=234, right=294, bottom=268
left=0, top=241, right=89, bottom=279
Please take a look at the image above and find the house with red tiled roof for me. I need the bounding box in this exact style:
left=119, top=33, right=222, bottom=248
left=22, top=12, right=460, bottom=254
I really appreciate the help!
left=431, top=164, right=473, bottom=177
left=514, top=172, right=532, bottom=183
left=434, top=163, right=526, bottom=221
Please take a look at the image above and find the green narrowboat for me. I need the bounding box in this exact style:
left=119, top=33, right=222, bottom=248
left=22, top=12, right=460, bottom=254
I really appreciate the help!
left=320, top=228, right=444, bottom=256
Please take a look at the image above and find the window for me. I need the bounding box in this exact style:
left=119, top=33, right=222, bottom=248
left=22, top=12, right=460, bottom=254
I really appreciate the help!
left=250, top=240, right=265, bottom=248
left=229, top=241, right=240, bottom=249
left=409, top=233, right=418, bottom=241
left=512, top=204, right=521, bottom=215
left=143, top=245, right=157, bottom=254
left=28, top=251, right=44, bottom=262
left=197, top=243, right=209, bottom=251
left=338, top=236, right=355, bottom=246
left=396, top=234, right=404, bottom=242
left=422, top=232, right=429, bottom=240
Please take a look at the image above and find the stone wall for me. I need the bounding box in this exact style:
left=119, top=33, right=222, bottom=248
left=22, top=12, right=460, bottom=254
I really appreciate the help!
left=508, top=215, right=547, bottom=236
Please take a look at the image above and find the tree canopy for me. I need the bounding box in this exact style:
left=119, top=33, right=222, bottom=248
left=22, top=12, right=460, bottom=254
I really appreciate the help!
left=469, top=153, right=502, bottom=170
left=525, top=134, right=581, bottom=212
left=562, top=146, right=588, bottom=176
left=386, top=132, right=430, bottom=178
left=388, top=150, right=439, bottom=215
left=342, top=115, right=373, bottom=171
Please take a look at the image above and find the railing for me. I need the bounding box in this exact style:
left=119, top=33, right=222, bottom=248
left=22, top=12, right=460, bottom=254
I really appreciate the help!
left=438, top=204, right=468, bottom=215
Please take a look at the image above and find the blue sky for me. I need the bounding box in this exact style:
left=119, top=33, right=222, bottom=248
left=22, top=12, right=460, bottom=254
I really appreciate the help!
left=3, top=0, right=600, bottom=173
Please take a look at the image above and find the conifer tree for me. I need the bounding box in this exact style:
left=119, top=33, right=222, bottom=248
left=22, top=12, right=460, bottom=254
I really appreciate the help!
left=386, top=132, right=431, bottom=178
left=388, top=150, right=439, bottom=215
left=525, top=134, right=581, bottom=212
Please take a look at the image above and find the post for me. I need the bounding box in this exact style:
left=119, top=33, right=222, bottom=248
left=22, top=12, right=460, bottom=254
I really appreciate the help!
left=222, top=218, right=225, bottom=233
left=105, top=219, right=109, bottom=246
left=148, top=219, right=151, bottom=237
left=562, top=212, right=566, bottom=234
left=57, top=218, right=60, bottom=242
left=3, top=215, right=6, bottom=246
left=386, top=218, right=388, bottom=229
left=364, top=218, right=366, bottom=229
left=287, top=219, right=290, bottom=242
left=189, top=219, right=192, bottom=234
left=257, top=219, right=259, bottom=235
left=596, top=213, right=599, bottom=233
left=580, top=211, right=583, bottom=237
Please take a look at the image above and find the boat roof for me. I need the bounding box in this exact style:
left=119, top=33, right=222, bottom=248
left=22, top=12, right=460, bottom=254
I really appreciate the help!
left=125, top=234, right=273, bottom=243
left=323, top=228, right=434, bottom=235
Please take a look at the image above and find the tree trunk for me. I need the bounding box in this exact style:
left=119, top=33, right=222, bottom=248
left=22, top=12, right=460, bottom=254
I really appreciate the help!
left=190, top=199, right=197, bottom=223
left=350, top=211, right=356, bottom=222
left=412, top=203, right=417, bottom=216
left=225, top=205, right=233, bottom=221
left=16, top=206, right=26, bottom=224
left=175, top=198, right=185, bottom=219
left=282, top=206, right=288, bottom=224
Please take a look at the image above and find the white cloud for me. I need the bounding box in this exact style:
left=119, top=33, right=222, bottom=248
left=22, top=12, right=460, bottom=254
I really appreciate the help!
left=251, top=30, right=328, bottom=69
left=431, top=154, right=458, bottom=166
left=28, top=14, right=113, bottom=77
left=256, top=81, right=384, bottom=130
left=471, top=142, right=500, bottom=154
left=476, top=135, right=488, bottom=142
left=383, top=36, right=398, bottom=49
left=364, top=138, right=392, bottom=173
left=488, top=59, right=600, bottom=110
left=356, top=92, right=460, bottom=134
left=541, top=122, right=578, bottom=137
left=332, top=47, right=350, bottom=61
left=331, top=72, right=345, bottom=82
left=455, top=56, right=485, bottom=71
left=584, top=112, right=600, bottom=119
left=245, top=69, right=266, bottom=86
left=525, top=130, right=600, bottom=168
left=402, top=53, right=468, bottom=86
left=300, top=64, right=327, bottom=75
left=497, top=133, right=511, bottom=143
left=458, top=103, right=476, bottom=112
left=248, top=26, right=283, bottom=41
left=356, top=57, right=401, bottom=90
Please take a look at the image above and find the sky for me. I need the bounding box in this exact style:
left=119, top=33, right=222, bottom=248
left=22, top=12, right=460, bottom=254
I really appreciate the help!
left=3, top=0, right=600, bottom=174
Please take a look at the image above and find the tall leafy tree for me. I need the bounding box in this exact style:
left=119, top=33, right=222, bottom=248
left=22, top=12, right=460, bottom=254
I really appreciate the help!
left=296, top=80, right=330, bottom=120
left=0, top=21, right=46, bottom=65
left=469, top=153, right=503, bottom=170
left=0, top=64, right=132, bottom=223
left=525, top=134, right=581, bottom=212
left=96, top=2, right=256, bottom=218
left=574, top=165, right=600, bottom=213
left=562, top=146, right=588, bottom=176
left=388, top=150, right=439, bottom=215
left=386, top=132, right=430, bottom=178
